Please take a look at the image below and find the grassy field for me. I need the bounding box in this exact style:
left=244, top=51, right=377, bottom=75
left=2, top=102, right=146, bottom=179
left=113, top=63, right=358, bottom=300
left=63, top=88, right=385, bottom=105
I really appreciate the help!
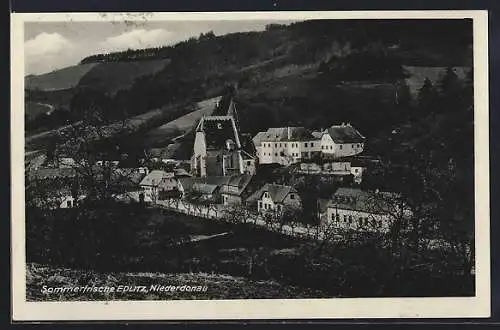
left=138, top=96, right=219, bottom=147
left=25, top=63, right=98, bottom=91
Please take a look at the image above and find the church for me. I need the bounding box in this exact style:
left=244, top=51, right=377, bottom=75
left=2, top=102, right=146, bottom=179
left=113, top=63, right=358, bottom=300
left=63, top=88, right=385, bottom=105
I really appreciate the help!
left=191, top=93, right=255, bottom=177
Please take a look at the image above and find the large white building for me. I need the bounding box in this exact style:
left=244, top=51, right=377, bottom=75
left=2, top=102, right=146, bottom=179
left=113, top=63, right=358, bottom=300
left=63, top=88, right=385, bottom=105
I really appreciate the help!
left=320, top=187, right=411, bottom=234
left=253, top=123, right=365, bottom=166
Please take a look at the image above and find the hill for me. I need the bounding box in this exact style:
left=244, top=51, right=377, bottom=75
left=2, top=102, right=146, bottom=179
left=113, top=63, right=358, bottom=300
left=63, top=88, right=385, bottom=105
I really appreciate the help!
left=25, top=63, right=97, bottom=91
left=25, top=19, right=473, bottom=154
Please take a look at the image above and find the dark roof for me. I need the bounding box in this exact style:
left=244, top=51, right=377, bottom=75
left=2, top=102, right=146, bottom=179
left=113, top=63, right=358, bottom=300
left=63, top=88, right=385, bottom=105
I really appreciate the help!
left=247, top=183, right=298, bottom=204
left=253, top=127, right=316, bottom=143
left=220, top=174, right=253, bottom=196
left=317, top=198, right=330, bottom=214
left=240, top=133, right=256, bottom=156
left=201, top=117, right=240, bottom=150
left=327, top=124, right=365, bottom=144
left=212, top=94, right=237, bottom=116
left=330, top=188, right=400, bottom=214
left=140, top=170, right=175, bottom=186
left=179, top=176, right=231, bottom=193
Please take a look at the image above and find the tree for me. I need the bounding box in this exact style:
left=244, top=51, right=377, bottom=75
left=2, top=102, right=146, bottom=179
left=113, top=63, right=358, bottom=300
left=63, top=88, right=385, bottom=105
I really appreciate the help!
left=417, top=77, right=439, bottom=116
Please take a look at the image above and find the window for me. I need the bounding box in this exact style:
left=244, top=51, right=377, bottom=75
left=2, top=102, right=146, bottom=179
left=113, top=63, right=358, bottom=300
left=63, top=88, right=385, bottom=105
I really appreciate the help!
left=358, top=218, right=363, bottom=226
left=330, top=146, right=333, bottom=150
left=348, top=216, right=352, bottom=223
left=258, top=201, right=262, bottom=209
left=321, top=146, right=324, bottom=150
left=343, top=215, right=347, bottom=222
left=279, top=143, right=282, bottom=147
left=247, top=161, right=252, bottom=166
left=365, top=218, right=369, bottom=226
left=357, top=144, right=360, bottom=148
left=275, top=153, right=278, bottom=156
left=289, top=194, right=295, bottom=199
left=339, top=145, right=343, bottom=150
left=352, top=144, right=355, bottom=148
left=264, top=192, right=269, bottom=198
left=67, top=200, right=72, bottom=208
left=280, top=151, right=284, bottom=156
left=311, top=143, right=314, bottom=147
left=336, top=214, right=340, bottom=221
left=304, top=143, right=308, bottom=148
left=264, top=203, right=268, bottom=210
left=331, top=213, right=335, bottom=220
left=275, top=143, right=277, bottom=148
left=355, top=169, right=359, bottom=173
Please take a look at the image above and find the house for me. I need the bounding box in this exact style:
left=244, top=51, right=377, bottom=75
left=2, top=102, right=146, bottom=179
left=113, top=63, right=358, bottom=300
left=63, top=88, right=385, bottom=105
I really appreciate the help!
left=220, top=174, right=254, bottom=205
left=60, top=194, right=86, bottom=208
left=58, top=157, right=76, bottom=168
left=253, top=127, right=320, bottom=166
left=247, top=183, right=302, bottom=214
left=191, top=95, right=250, bottom=177
left=178, top=176, right=231, bottom=204
left=139, top=170, right=180, bottom=203
left=316, top=123, right=366, bottom=158
left=324, top=187, right=409, bottom=233
left=253, top=123, right=365, bottom=166
left=241, top=150, right=257, bottom=175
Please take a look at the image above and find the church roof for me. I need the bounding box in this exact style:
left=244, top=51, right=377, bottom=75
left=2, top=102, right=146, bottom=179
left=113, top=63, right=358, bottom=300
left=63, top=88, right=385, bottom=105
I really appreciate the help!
left=200, top=116, right=241, bottom=150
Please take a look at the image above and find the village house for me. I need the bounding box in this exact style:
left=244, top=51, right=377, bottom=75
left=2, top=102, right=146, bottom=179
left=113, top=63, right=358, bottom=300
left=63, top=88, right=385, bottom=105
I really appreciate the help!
left=59, top=194, right=87, bottom=209
left=220, top=174, right=255, bottom=205
left=139, top=170, right=181, bottom=203
left=247, top=183, right=302, bottom=215
left=253, top=123, right=365, bottom=166
left=322, top=187, right=409, bottom=233
left=314, top=123, right=366, bottom=158
left=178, top=176, right=232, bottom=204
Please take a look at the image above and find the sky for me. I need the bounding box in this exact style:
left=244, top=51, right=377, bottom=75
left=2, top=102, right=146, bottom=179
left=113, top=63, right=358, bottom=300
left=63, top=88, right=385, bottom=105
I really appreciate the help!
left=24, top=20, right=295, bottom=75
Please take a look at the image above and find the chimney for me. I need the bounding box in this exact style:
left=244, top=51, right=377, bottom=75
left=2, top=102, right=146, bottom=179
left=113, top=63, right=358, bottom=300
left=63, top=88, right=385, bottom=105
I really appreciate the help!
left=287, top=127, right=291, bottom=140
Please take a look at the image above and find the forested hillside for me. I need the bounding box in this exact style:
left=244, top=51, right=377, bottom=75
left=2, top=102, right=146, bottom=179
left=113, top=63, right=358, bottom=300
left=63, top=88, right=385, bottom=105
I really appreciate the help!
left=25, top=19, right=473, bottom=139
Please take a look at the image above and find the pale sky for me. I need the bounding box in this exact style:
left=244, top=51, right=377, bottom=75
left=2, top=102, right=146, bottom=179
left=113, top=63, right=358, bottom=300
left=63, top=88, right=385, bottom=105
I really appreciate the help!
left=24, top=20, right=296, bottom=76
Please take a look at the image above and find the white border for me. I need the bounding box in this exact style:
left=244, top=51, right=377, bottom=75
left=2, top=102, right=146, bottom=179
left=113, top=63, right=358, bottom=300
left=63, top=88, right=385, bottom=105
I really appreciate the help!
left=11, top=10, right=490, bottom=321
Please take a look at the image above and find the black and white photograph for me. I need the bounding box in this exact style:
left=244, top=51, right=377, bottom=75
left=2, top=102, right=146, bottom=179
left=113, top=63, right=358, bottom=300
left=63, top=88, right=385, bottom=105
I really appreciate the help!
left=11, top=11, right=490, bottom=320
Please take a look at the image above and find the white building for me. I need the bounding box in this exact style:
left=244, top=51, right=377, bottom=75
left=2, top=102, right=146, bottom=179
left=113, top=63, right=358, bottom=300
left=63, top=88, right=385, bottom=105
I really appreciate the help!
left=253, top=123, right=365, bottom=166
left=59, top=194, right=86, bottom=208
left=322, top=187, right=410, bottom=233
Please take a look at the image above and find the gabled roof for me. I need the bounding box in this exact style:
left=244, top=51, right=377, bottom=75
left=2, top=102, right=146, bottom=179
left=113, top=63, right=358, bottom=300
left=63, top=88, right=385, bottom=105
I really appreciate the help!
left=247, top=183, right=298, bottom=204
left=179, top=176, right=231, bottom=192
left=192, top=183, right=219, bottom=195
left=329, top=187, right=400, bottom=214
left=253, top=127, right=317, bottom=143
left=139, top=170, right=175, bottom=186
left=220, top=174, right=253, bottom=196
left=327, top=124, right=365, bottom=144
